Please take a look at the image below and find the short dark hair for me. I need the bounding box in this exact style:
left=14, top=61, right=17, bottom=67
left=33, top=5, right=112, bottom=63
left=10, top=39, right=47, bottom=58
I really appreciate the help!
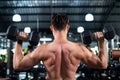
left=51, top=14, right=69, bottom=31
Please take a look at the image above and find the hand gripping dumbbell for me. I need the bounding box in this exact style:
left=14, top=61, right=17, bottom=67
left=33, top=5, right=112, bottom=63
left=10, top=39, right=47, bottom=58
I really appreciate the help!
left=82, top=26, right=115, bottom=45
left=6, top=25, right=40, bottom=46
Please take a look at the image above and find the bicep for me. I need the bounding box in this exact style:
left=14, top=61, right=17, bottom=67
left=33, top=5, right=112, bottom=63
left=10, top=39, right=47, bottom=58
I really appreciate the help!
left=18, top=52, right=40, bottom=70
left=79, top=45, right=102, bottom=68
left=81, top=53, right=101, bottom=68
left=18, top=45, right=45, bottom=70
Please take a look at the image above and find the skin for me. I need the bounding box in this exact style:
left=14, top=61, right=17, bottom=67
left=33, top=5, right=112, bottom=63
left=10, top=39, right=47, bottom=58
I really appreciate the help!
left=13, top=25, right=108, bottom=80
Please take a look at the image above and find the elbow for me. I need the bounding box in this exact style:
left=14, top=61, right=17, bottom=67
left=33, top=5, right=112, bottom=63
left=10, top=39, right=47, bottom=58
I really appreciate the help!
left=100, top=63, right=108, bottom=69
left=13, top=64, right=19, bottom=70
left=101, top=65, right=107, bottom=69
left=13, top=64, right=21, bottom=71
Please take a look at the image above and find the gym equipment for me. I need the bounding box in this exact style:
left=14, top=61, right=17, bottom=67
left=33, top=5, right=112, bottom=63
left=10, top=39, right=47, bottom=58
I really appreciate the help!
left=103, top=26, right=115, bottom=40
left=6, top=25, right=40, bottom=46
left=111, top=50, right=120, bottom=60
left=114, top=27, right=120, bottom=37
left=82, top=26, right=115, bottom=45
left=82, top=30, right=93, bottom=45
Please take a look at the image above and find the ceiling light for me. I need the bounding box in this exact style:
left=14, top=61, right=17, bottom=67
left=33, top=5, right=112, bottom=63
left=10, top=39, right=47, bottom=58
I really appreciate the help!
left=77, top=26, right=84, bottom=33
left=24, top=27, right=31, bottom=33
left=85, top=13, right=94, bottom=21
left=12, top=14, right=21, bottom=22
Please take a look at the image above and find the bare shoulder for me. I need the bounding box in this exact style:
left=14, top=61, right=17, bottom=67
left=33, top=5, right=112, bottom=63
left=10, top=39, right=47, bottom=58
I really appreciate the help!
left=38, top=44, right=48, bottom=48
left=63, top=41, right=83, bottom=51
left=30, top=44, right=48, bottom=60
left=75, top=42, right=89, bottom=51
left=71, top=42, right=84, bottom=49
left=71, top=42, right=92, bottom=59
left=34, top=44, right=48, bottom=52
left=76, top=43, right=93, bottom=53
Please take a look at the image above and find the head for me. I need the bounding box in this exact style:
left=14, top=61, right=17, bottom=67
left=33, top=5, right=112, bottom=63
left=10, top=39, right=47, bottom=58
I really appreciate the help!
left=50, top=14, right=70, bottom=33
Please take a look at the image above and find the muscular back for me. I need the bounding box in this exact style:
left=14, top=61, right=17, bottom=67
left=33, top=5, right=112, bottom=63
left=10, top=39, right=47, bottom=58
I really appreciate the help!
left=42, top=41, right=81, bottom=80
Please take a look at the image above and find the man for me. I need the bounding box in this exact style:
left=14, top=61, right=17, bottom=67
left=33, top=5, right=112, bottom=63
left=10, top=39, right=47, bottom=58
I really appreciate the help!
left=13, top=14, right=108, bottom=80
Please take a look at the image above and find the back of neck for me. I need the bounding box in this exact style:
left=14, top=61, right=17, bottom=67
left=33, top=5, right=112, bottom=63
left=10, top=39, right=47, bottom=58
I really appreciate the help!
left=53, top=31, right=68, bottom=42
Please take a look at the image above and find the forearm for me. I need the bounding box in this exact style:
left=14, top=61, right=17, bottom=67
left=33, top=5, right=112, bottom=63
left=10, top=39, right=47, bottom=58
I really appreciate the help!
left=13, top=42, right=23, bottom=70
left=98, top=40, right=108, bottom=68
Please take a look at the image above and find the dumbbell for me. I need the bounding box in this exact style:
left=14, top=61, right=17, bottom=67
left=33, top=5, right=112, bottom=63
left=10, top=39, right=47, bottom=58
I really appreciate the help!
left=6, top=25, right=40, bottom=46
left=82, top=26, right=115, bottom=45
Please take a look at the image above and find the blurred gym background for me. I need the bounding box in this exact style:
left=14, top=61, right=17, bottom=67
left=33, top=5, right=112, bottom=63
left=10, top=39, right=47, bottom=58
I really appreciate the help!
left=0, top=0, right=120, bottom=80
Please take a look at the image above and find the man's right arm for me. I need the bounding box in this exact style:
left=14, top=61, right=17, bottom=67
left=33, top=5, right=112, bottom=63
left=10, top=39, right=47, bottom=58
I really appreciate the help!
left=77, top=32, right=108, bottom=69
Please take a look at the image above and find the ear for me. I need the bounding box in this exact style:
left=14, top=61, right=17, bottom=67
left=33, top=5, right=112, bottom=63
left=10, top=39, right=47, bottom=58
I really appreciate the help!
left=66, top=25, right=70, bottom=31
left=50, top=25, right=54, bottom=32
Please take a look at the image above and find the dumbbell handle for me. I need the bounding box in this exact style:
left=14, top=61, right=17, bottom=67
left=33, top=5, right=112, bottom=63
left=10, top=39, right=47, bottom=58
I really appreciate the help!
left=17, top=32, right=29, bottom=41
left=16, top=32, right=29, bottom=45
left=18, top=31, right=40, bottom=46
left=93, top=32, right=104, bottom=40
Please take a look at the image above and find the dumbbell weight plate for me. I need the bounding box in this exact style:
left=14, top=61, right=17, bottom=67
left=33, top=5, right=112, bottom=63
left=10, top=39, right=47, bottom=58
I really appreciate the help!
left=29, top=31, right=40, bottom=46
left=82, top=31, right=93, bottom=45
left=103, top=26, right=115, bottom=40
left=6, top=25, right=19, bottom=41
